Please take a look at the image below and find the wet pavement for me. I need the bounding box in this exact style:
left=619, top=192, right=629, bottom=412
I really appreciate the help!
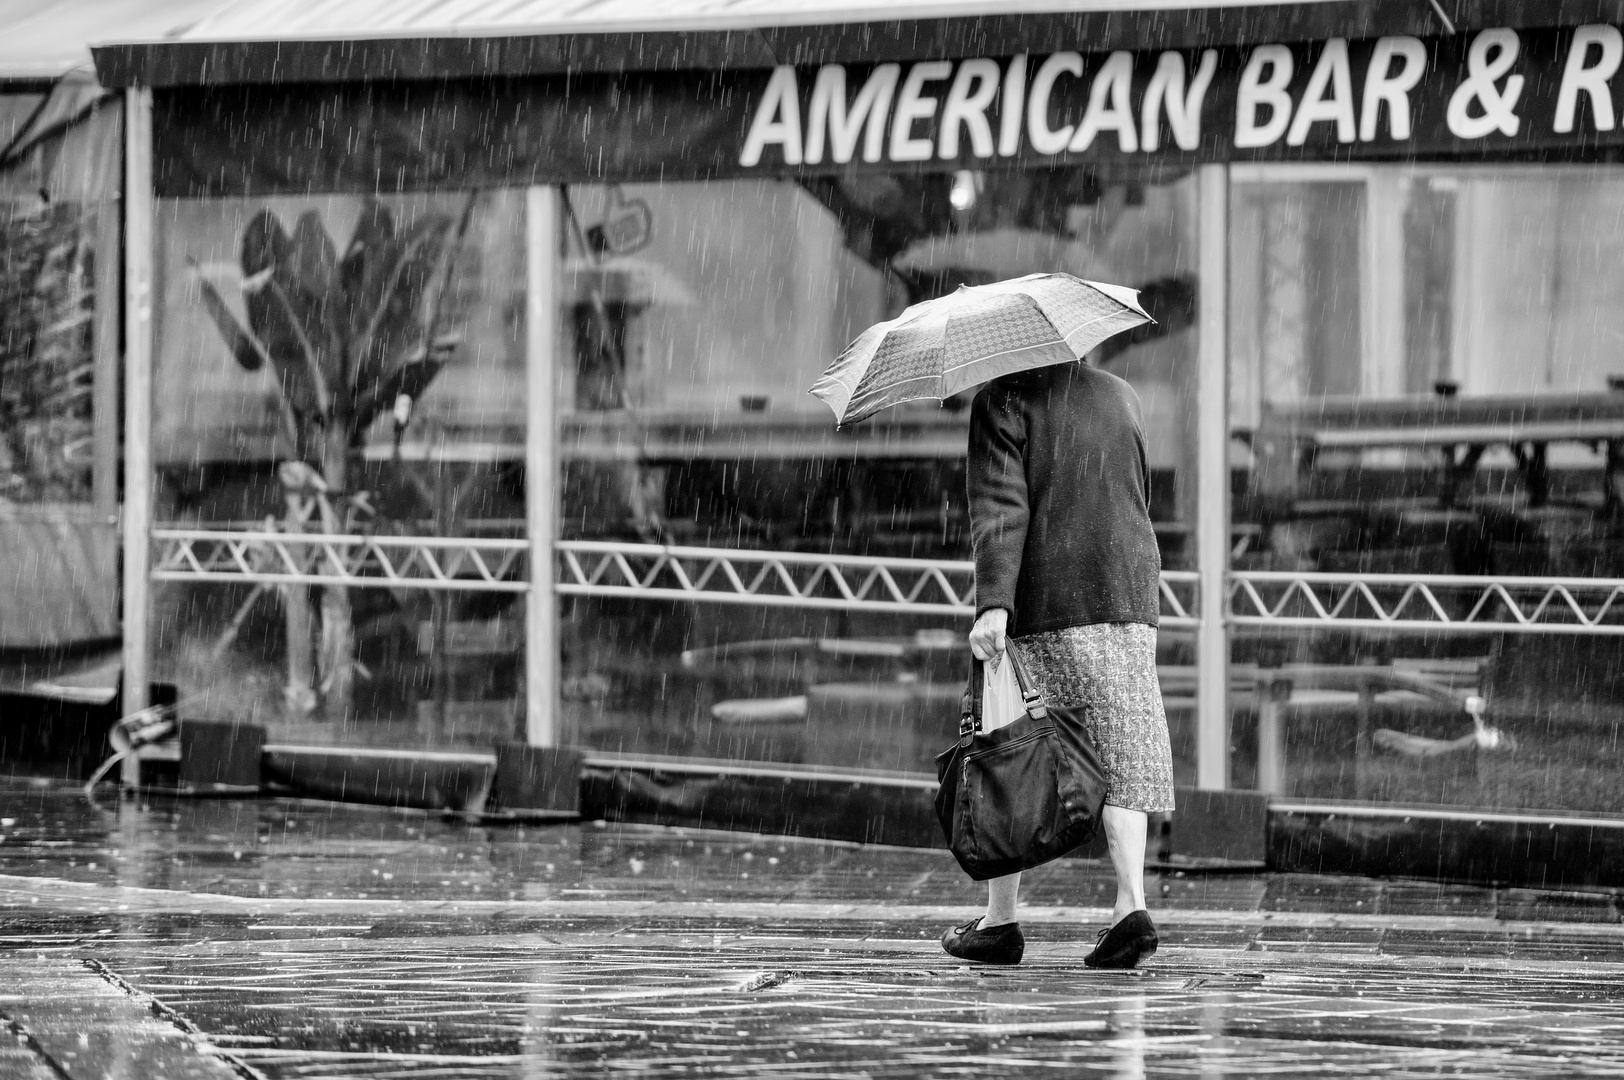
left=3, top=778, right=1624, bottom=1077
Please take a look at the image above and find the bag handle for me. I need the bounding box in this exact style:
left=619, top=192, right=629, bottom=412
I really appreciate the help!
left=959, top=658, right=982, bottom=742
left=958, top=643, right=1051, bottom=745
left=1004, top=646, right=1050, bottom=720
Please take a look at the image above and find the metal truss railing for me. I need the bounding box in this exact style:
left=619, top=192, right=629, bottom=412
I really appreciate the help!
left=1229, top=570, right=1624, bottom=635
left=556, top=540, right=1201, bottom=626
left=1159, top=571, right=1200, bottom=628
left=556, top=540, right=973, bottom=614
left=151, top=529, right=529, bottom=593
left=152, top=530, right=1624, bottom=634
left=149, top=530, right=1207, bottom=622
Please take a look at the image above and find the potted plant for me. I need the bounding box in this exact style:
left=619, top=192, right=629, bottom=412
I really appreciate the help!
left=197, top=194, right=477, bottom=718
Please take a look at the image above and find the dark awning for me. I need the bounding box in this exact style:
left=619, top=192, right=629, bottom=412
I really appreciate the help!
left=88, top=0, right=1603, bottom=89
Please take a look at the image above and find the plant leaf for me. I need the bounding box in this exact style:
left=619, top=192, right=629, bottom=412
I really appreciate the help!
left=240, top=210, right=288, bottom=278
left=289, top=210, right=336, bottom=300
left=288, top=211, right=339, bottom=384
left=352, top=334, right=458, bottom=433
left=337, top=200, right=396, bottom=346
left=194, top=265, right=272, bottom=372
left=263, top=277, right=331, bottom=418
left=240, top=211, right=329, bottom=423
left=350, top=215, right=450, bottom=407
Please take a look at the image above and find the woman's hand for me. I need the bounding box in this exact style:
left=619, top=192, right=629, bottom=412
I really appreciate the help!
left=969, top=608, right=1009, bottom=664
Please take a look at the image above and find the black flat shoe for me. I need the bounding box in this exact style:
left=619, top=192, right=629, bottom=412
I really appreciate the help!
left=941, top=917, right=1025, bottom=965
left=1084, top=910, right=1158, bottom=969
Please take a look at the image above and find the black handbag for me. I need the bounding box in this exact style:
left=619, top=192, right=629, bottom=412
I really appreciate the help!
left=933, top=645, right=1109, bottom=881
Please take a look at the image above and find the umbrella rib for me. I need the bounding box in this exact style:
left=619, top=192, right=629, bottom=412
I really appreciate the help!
left=938, top=338, right=1071, bottom=377
left=1059, top=309, right=1139, bottom=345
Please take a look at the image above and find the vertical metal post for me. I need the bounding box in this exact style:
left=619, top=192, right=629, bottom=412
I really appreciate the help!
left=121, top=88, right=155, bottom=786
left=1195, top=164, right=1231, bottom=791
left=525, top=186, right=560, bottom=747
left=1256, top=676, right=1289, bottom=795
left=1363, top=170, right=1407, bottom=398
left=91, top=110, right=123, bottom=523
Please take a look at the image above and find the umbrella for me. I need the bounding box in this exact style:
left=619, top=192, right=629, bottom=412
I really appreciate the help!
left=809, top=273, right=1153, bottom=426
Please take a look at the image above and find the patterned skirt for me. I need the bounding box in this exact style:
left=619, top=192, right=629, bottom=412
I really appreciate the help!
left=1012, top=622, right=1176, bottom=814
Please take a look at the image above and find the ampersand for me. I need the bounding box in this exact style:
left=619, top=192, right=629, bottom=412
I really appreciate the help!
left=1447, top=28, right=1525, bottom=138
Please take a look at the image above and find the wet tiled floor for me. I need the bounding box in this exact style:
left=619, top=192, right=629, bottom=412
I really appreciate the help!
left=3, top=778, right=1624, bottom=1077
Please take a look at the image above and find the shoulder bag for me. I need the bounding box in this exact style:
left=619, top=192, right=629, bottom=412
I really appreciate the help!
left=933, top=644, right=1109, bottom=881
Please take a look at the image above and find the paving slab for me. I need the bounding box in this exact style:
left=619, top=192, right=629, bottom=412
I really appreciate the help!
left=0, top=955, right=241, bottom=1080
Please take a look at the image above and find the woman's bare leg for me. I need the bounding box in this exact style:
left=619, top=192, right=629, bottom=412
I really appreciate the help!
left=1103, top=805, right=1148, bottom=925
left=982, top=871, right=1022, bottom=927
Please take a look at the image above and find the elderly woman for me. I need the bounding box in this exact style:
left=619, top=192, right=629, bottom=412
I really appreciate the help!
left=941, top=359, right=1174, bottom=969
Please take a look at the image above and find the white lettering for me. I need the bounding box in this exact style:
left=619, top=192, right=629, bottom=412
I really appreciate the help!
left=806, top=64, right=899, bottom=164
left=1235, top=45, right=1295, bottom=148
left=1555, top=24, right=1622, bottom=133
left=1071, top=51, right=1139, bottom=152
left=1287, top=38, right=1356, bottom=145
left=1028, top=52, right=1083, bottom=155
left=1141, top=49, right=1217, bottom=152
left=939, top=58, right=1001, bottom=158
left=998, top=54, right=1028, bottom=156
left=739, top=66, right=803, bottom=167
left=890, top=61, right=953, bottom=162
left=1360, top=36, right=1426, bottom=141
left=1446, top=28, right=1524, bottom=139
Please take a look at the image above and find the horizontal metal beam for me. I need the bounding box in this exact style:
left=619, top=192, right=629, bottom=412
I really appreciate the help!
left=1230, top=570, right=1624, bottom=635
left=151, top=529, right=530, bottom=593
left=557, top=540, right=1202, bottom=626
left=557, top=540, right=974, bottom=614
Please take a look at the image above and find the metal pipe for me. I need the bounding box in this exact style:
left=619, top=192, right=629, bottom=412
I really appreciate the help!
left=1196, top=163, right=1232, bottom=791
left=526, top=186, right=561, bottom=748
left=120, top=87, right=154, bottom=789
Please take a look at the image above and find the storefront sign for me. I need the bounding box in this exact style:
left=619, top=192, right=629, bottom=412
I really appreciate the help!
left=739, top=27, right=1624, bottom=168
left=155, top=25, right=1624, bottom=196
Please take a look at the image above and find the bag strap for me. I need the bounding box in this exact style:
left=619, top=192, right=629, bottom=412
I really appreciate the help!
left=958, top=643, right=1051, bottom=746
left=1004, top=645, right=1050, bottom=720
left=959, top=657, right=984, bottom=744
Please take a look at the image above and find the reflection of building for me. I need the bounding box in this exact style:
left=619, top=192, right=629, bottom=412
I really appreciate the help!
left=0, top=6, right=217, bottom=770
left=12, top=3, right=1624, bottom=865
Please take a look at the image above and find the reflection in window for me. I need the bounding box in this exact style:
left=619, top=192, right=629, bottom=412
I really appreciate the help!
left=0, top=200, right=97, bottom=502
left=0, top=88, right=121, bottom=653
left=1227, top=165, right=1624, bottom=817
left=560, top=171, right=1197, bottom=558
left=558, top=169, right=1201, bottom=775
left=152, top=191, right=527, bottom=744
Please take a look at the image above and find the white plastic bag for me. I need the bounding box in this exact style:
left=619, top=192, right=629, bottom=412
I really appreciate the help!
left=981, top=652, right=1024, bottom=733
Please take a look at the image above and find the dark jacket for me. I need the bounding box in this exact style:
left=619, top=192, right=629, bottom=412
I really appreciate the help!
left=968, top=362, right=1161, bottom=638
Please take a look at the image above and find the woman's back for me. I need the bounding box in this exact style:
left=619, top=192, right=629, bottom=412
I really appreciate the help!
left=967, top=362, right=1161, bottom=638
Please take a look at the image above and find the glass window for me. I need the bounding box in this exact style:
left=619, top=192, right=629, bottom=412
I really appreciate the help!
left=558, top=169, right=1199, bottom=775
left=0, top=93, right=120, bottom=652
left=151, top=190, right=528, bottom=747
left=1228, top=165, right=1624, bottom=815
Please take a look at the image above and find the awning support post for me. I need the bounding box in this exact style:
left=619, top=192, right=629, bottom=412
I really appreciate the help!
left=525, top=186, right=560, bottom=747
left=1196, top=163, right=1231, bottom=791
left=121, top=87, right=154, bottom=788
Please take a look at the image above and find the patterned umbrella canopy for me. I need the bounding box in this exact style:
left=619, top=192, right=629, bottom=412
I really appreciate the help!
left=809, top=273, right=1152, bottom=426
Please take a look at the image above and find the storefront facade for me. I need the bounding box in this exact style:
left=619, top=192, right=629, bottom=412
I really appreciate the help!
left=96, top=2, right=1624, bottom=828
